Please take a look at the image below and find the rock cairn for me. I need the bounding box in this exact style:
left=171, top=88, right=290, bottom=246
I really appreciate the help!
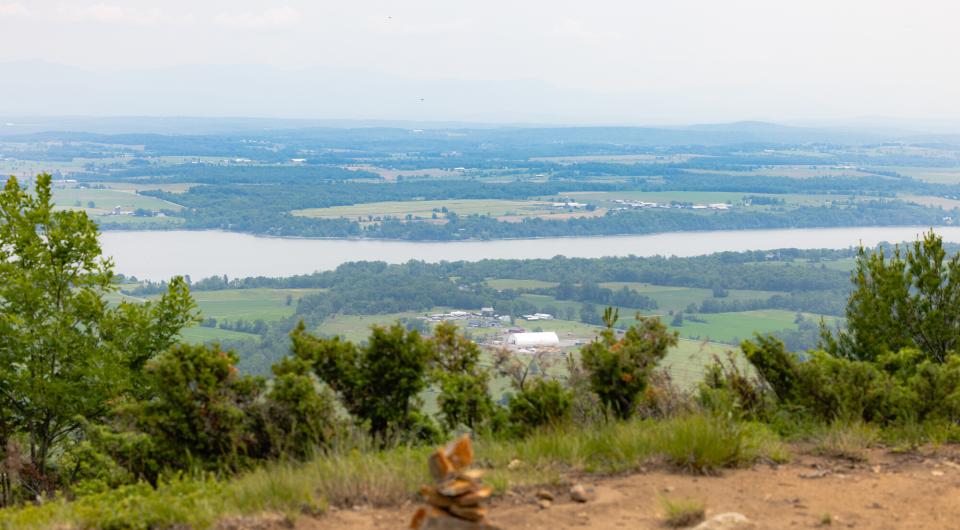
left=410, top=435, right=498, bottom=529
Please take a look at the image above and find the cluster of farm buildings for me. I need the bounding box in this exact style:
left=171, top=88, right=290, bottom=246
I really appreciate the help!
left=612, top=199, right=730, bottom=210
left=420, top=307, right=563, bottom=352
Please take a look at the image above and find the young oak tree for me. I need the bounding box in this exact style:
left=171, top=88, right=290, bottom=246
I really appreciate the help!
left=0, top=174, right=198, bottom=491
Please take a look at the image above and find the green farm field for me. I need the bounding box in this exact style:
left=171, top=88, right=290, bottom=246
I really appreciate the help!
left=901, top=194, right=960, bottom=209
left=314, top=311, right=441, bottom=342
left=883, top=166, right=960, bottom=184
left=144, top=288, right=328, bottom=323
left=600, top=282, right=780, bottom=313
left=52, top=187, right=183, bottom=211
left=689, top=165, right=877, bottom=179
left=93, top=181, right=200, bottom=194
left=486, top=278, right=558, bottom=290
left=670, top=309, right=840, bottom=343
left=291, top=198, right=600, bottom=221
left=530, top=153, right=701, bottom=164
left=563, top=190, right=859, bottom=209
left=179, top=326, right=261, bottom=344
left=93, top=214, right=184, bottom=228
left=660, top=338, right=738, bottom=388
left=565, top=190, right=748, bottom=204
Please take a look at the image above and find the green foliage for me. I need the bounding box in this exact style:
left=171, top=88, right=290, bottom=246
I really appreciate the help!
left=507, top=380, right=573, bottom=436
left=745, top=336, right=897, bottom=422
left=0, top=174, right=198, bottom=498
left=103, top=277, right=199, bottom=387
left=429, top=322, right=495, bottom=432
left=825, top=231, right=960, bottom=363
left=580, top=308, right=678, bottom=419
left=741, top=335, right=804, bottom=405
left=743, top=335, right=960, bottom=425
left=434, top=373, right=495, bottom=433
left=290, top=321, right=433, bottom=442
left=264, top=358, right=339, bottom=459
left=92, top=344, right=264, bottom=483
left=700, top=353, right=766, bottom=419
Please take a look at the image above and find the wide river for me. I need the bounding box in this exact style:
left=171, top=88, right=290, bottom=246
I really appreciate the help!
left=100, top=226, right=960, bottom=281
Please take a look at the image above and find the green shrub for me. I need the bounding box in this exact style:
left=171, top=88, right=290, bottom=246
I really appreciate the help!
left=580, top=308, right=678, bottom=419
left=794, top=351, right=902, bottom=422
left=824, top=231, right=960, bottom=364
left=743, top=335, right=960, bottom=425
left=90, top=344, right=265, bottom=483
left=507, top=380, right=573, bottom=436
left=56, top=439, right=134, bottom=497
left=430, top=322, right=495, bottom=432
left=262, top=358, right=339, bottom=459
left=290, top=321, right=433, bottom=443
left=700, top=353, right=766, bottom=420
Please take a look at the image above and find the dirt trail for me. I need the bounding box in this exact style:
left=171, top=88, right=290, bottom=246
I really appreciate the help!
left=262, top=449, right=960, bottom=530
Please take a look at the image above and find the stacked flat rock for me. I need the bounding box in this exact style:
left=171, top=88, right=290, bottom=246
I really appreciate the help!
left=410, top=435, right=498, bottom=530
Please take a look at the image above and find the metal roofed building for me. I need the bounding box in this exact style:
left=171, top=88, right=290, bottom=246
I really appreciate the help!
left=507, top=331, right=560, bottom=348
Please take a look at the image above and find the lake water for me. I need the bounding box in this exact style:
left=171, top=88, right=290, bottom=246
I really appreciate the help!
left=99, top=226, right=960, bottom=281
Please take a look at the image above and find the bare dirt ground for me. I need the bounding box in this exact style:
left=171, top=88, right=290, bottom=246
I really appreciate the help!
left=282, top=448, right=960, bottom=530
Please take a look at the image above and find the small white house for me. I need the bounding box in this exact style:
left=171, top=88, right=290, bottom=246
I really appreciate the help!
left=507, top=332, right=560, bottom=348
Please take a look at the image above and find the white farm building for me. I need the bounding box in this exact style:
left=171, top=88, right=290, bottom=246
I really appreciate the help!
left=507, top=331, right=560, bottom=348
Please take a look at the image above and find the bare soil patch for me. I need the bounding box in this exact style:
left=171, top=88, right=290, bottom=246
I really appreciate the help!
left=278, top=448, right=960, bottom=530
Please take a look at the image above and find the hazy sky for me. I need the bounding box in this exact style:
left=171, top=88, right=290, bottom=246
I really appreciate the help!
left=1, top=0, right=959, bottom=124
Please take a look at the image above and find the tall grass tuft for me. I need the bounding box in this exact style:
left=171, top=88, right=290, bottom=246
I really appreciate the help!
left=661, top=496, right=706, bottom=527
left=652, top=415, right=745, bottom=474
left=812, top=421, right=879, bottom=462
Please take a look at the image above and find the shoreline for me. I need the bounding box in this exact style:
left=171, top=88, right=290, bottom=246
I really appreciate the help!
left=95, top=223, right=949, bottom=245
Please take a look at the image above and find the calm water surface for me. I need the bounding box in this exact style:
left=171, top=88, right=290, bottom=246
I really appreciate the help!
left=99, top=226, right=960, bottom=281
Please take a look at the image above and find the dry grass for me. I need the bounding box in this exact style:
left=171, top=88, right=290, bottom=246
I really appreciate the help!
left=812, top=422, right=879, bottom=462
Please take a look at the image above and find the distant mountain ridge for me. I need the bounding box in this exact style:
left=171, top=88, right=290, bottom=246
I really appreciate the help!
left=1, top=60, right=958, bottom=144
left=3, top=118, right=957, bottom=147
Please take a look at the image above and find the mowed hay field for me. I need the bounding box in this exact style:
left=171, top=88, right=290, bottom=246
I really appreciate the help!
left=600, top=282, right=780, bottom=313
left=563, top=190, right=859, bottom=209
left=886, top=166, right=960, bottom=184
left=486, top=278, right=559, bottom=290
left=179, top=326, right=261, bottom=343
left=291, top=199, right=596, bottom=221
left=192, top=289, right=323, bottom=322
left=52, top=187, right=183, bottom=211
left=93, top=181, right=199, bottom=194
left=670, top=310, right=840, bottom=343
left=182, top=288, right=328, bottom=321
left=138, top=288, right=326, bottom=344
